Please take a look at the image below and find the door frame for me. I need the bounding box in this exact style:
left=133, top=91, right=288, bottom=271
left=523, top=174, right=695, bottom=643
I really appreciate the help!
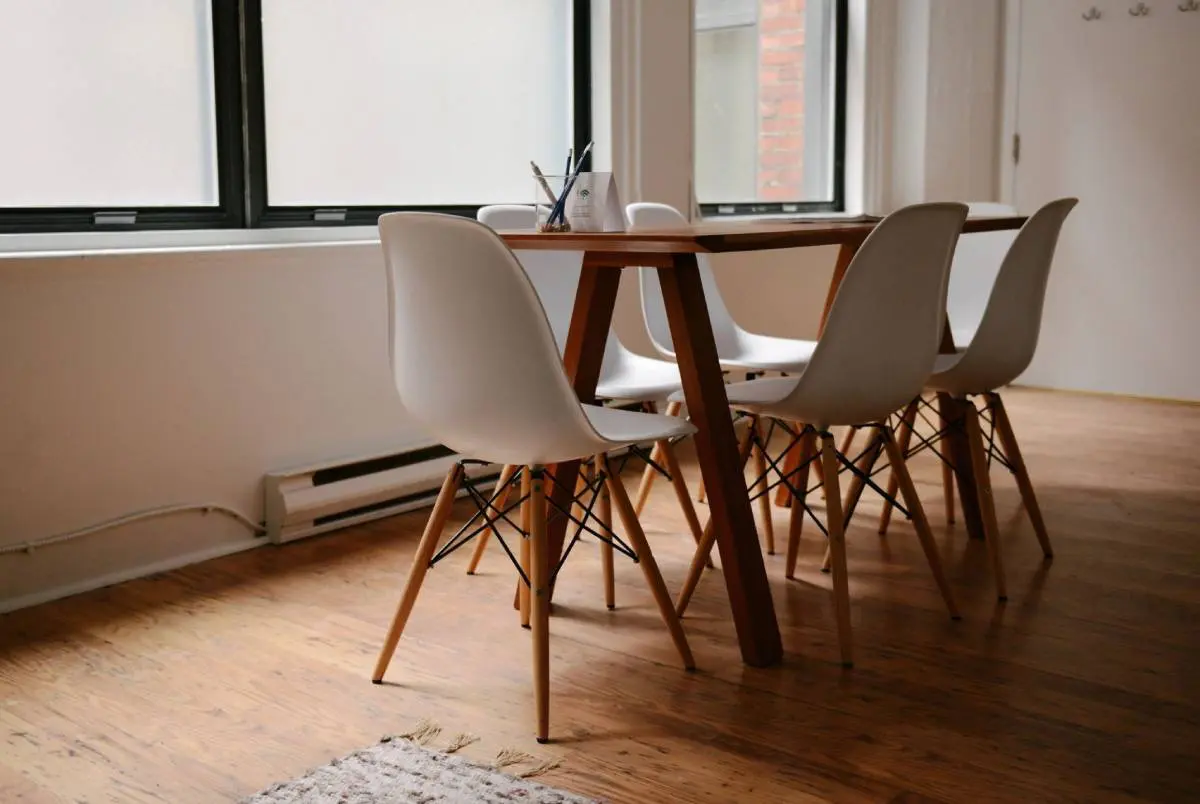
left=998, top=0, right=1023, bottom=208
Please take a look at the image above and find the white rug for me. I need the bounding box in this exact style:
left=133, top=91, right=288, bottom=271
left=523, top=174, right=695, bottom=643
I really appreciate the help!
left=242, top=727, right=600, bottom=804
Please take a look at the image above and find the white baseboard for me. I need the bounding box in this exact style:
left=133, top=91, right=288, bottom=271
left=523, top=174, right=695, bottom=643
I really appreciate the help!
left=0, top=536, right=266, bottom=615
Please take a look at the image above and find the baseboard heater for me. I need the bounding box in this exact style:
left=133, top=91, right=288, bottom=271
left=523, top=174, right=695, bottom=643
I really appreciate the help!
left=264, top=402, right=653, bottom=545
left=264, top=444, right=499, bottom=545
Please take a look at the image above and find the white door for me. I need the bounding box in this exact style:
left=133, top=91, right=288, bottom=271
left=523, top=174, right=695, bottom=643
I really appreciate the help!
left=1011, top=1, right=1200, bottom=400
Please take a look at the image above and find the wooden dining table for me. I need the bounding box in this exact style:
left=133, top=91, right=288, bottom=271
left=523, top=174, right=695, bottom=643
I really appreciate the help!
left=500, top=215, right=1026, bottom=668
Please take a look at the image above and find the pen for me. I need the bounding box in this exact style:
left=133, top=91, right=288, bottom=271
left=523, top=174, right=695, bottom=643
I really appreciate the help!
left=551, top=140, right=595, bottom=224
left=552, top=150, right=574, bottom=224
left=530, top=161, right=558, bottom=205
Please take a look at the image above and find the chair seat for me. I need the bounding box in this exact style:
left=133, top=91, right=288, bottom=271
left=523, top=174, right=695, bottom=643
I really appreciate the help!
left=597, top=352, right=682, bottom=401
left=721, top=333, right=818, bottom=373
left=583, top=404, right=696, bottom=446
left=670, top=376, right=799, bottom=412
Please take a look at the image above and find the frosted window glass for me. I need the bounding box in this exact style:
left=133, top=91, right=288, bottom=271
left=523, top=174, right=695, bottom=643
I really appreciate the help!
left=260, top=0, right=573, bottom=206
left=0, top=0, right=218, bottom=208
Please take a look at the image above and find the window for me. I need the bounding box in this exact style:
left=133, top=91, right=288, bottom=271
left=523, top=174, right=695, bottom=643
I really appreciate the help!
left=694, top=0, right=847, bottom=215
left=0, top=0, right=243, bottom=230
left=0, top=0, right=591, bottom=232
left=246, top=0, right=589, bottom=225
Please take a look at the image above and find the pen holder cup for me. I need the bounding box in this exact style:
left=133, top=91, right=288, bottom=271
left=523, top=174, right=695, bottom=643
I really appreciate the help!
left=534, top=174, right=572, bottom=232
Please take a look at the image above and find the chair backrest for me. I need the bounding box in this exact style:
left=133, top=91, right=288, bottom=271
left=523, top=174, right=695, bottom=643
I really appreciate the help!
left=476, top=204, right=581, bottom=353
left=478, top=205, right=639, bottom=392
left=784, top=202, right=969, bottom=426
left=378, top=211, right=602, bottom=464
left=946, top=201, right=1020, bottom=342
left=626, top=202, right=744, bottom=360
left=947, top=197, right=1079, bottom=390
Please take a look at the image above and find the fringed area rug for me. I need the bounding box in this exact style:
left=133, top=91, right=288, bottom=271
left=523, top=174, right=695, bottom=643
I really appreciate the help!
left=242, top=720, right=600, bottom=803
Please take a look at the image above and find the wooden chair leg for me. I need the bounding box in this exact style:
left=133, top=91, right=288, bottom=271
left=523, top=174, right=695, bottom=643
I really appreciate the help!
left=773, top=421, right=800, bottom=508
left=777, top=419, right=826, bottom=504
left=842, top=430, right=885, bottom=526
left=785, top=429, right=817, bottom=580
left=819, top=432, right=854, bottom=668
left=519, top=468, right=532, bottom=628
left=569, top=466, right=589, bottom=530
left=676, top=419, right=756, bottom=616
left=633, top=400, right=679, bottom=516
left=466, top=463, right=516, bottom=575
left=942, top=456, right=957, bottom=525
left=964, top=401, right=1007, bottom=601
left=989, top=393, right=1053, bottom=559
left=696, top=477, right=708, bottom=504
left=751, top=417, right=776, bottom=555
left=373, top=465, right=464, bottom=683
left=937, top=393, right=957, bottom=525
left=879, top=399, right=919, bottom=535
left=819, top=429, right=882, bottom=573
left=597, top=460, right=615, bottom=610
left=840, top=425, right=859, bottom=457
left=660, top=438, right=713, bottom=568
left=528, top=466, right=551, bottom=743
left=881, top=428, right=960, bottom=619
left=601, top=455, right=696, bottom=671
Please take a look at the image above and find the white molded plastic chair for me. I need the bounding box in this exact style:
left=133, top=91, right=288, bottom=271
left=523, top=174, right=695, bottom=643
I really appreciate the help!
left=469, top=206, right=707, bottom=584
left=674, top=202, right=969, bottom=667
left=627, top=202, right=819, bottom=372
left=371, top=211, right=695, bottom=743
left=879, top=198, right=1079, bottom=601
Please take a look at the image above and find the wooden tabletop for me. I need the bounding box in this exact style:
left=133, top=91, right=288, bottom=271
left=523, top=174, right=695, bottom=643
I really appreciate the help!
left=499, top=216, right=1027, bottom=255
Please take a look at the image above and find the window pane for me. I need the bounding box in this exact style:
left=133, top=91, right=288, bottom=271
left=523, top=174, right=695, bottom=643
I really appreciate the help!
left=261, top=0, right=572, bottom=207
left=0, top=0, right=218, bottom=208
left=695, top=0, right=838, bottom=205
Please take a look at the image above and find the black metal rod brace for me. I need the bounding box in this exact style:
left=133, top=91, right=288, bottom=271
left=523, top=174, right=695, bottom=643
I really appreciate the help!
left=749, top=432, right=818, bottom=503
left=544, top=486, right=638, bottom=566
left=744, top=421, right=829, bottom=536
left=629, top=444, right=673, bottom=481
left=550, top=473, right=617, bottom=580
left=431, top=470, right=525, bottom=563
left=827, top=429, right=911, bottom=521
left=428, top=459, right=644, bottom=588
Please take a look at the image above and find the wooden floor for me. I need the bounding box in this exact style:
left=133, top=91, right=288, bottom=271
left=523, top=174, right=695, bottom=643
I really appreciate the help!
left=2, top=388, right=1199, bottom=803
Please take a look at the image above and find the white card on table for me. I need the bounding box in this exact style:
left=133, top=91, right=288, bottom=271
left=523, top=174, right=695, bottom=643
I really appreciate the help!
left=565, top=172, right=625, bottom=232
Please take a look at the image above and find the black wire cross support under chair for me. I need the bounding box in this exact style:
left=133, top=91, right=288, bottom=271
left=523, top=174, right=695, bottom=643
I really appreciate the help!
left=442, top=459, right=642, bottom=617
left=466, top=404, right=709, bottom=594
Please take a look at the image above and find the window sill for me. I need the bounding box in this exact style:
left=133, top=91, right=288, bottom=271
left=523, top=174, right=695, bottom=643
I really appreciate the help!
left=0, top=225, right=382, bottom=259
left=698, top=209, right=866, bottom=224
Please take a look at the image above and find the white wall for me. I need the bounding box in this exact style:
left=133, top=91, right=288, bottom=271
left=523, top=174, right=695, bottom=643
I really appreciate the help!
left=1010, top=1, right=1200, bottom=401
left=0, top=242, right=424, bottom=610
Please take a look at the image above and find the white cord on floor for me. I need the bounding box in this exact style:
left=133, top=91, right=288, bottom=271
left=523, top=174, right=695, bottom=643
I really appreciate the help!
left=0, top=503, right=267, bottom=556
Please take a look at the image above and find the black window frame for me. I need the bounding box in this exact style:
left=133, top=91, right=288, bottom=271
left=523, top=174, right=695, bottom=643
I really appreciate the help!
left=0, top=0, right=592, bottom=233
left=0, top=0, right=247, bottom=234
left=697, top=0, right=849, bottom=218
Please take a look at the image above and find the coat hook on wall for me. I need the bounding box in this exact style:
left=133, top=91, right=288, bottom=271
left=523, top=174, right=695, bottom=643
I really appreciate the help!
left=1129, top=2, right=1151, bottom=15
left=1082, top=6, right=1102, bottom=19
left=1179, top=0, right=1199, bottom=12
